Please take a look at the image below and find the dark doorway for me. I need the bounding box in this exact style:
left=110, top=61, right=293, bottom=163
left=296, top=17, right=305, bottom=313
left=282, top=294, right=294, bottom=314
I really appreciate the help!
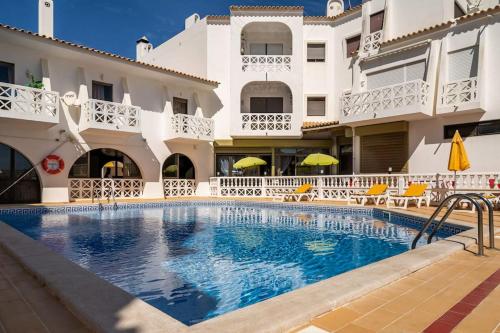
left=339, top=144, right=353, bottom=175
left=0, top=61, right=14, bottom=84
left=0, top=143, right=41, bottom=204
left=92, top=81, right=113, bottom=102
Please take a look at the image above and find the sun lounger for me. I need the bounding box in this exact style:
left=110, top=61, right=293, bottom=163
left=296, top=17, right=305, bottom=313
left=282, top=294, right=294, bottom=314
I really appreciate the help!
left=278, top=184, right=317, bottom=202
left=386, top=183, right=430, bottom=209
left=348, top=184, right=388, bottom=206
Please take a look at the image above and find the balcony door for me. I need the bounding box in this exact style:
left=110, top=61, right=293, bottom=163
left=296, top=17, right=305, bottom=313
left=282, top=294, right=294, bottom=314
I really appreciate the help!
left=92, top=81, right=113, bottom=102
left=249, top=43, right=283, bottom=55
left=173, top=97, right=188, bottom=115
left=250, top=97, right=283, bottom=114
left=370, top=11, right=385, bottom=33
left=0, top=62, right=14, bottom=84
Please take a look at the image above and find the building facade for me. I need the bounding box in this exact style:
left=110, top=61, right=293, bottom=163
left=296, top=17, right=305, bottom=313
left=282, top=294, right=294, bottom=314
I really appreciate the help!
left=1, top=0, right=500, bottom=203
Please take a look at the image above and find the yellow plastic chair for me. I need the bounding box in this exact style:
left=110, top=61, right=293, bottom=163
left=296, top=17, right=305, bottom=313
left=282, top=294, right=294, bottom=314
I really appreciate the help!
left=387, top=184, right=430, bottom=209
left=348, top=184, right=389, bottom=206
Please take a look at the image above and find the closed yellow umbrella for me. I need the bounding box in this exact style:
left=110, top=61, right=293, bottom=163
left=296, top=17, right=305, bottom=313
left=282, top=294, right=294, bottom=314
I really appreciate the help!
left=448, top=130, right=470, bottom=192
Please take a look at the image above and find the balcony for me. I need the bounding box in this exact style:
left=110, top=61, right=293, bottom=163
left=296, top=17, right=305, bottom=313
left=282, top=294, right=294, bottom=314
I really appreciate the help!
left=340, top=80, right=431, bottom=125
left=438, top=77, right=483, bottom=115
left=362, top=31, right=383, bottom=55
left=165, top=113, right=214, bottom=143
left=79, top=99, right=141, bottom=136
left=241, top=55, right=292, bottom=72
left=0, top=82, right=59, bottom=126
left=239, top=113, right=293, bottom=135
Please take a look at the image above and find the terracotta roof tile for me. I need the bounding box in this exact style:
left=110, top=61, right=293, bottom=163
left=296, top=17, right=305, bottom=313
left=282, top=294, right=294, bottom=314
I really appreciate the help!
left=229, top=5, right=304, bottom=12
left=0, top=23, right=219, bottom=87
left=302, top=121, right=340, bottom=130
left=382, top=5, right=500, bottom=46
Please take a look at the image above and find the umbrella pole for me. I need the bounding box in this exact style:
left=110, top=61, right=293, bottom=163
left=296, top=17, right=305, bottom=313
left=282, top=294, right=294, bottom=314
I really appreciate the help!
left=454, top=171, right=456, bottom=194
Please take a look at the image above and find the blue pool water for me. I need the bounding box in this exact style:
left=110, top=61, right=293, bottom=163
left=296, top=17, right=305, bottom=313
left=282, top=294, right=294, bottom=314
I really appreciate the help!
left=0, top=203, right=462, bottom=325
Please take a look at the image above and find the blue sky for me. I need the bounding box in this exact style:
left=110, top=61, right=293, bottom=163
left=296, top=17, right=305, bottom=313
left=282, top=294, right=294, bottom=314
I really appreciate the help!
left=1, top=0, right=362, bottom=59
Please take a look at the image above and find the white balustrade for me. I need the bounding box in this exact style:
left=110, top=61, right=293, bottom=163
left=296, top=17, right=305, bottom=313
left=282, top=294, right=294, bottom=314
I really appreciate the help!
left=240, top=113, right=292, bottom=133
left=81, top=99, right=141, bottom=133
left=363, top=31, right=383, bottom=53
left=341, top=80, right=430, bottom=118
left=168, top=113, right=214, bottom=141
left=441, top=77, right=478, bottom=105
left=163, top=179, right=196, bottom=197
left=69, top=178, right=144, bottom=200
left=210, top=172, right=500, bottom=203
left=241, top=55, right=292, bottom=72
left=0, top=82, right=59, bottom=123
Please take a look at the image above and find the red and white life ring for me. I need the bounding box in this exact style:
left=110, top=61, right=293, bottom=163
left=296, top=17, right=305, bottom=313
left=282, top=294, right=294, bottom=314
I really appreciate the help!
left=42, top=155, right=65, bottom=175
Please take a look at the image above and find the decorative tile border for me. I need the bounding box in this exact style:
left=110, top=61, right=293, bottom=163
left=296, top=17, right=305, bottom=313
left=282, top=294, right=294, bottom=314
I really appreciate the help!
left=0, top=200, right=469, bottom=238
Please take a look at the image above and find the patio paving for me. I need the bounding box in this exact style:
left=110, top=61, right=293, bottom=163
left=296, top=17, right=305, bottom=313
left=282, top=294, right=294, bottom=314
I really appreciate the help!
left=0, top=246, right=90, bottom=333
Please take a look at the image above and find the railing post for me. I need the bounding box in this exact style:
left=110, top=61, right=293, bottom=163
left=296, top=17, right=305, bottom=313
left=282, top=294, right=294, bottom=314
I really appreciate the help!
left=261, top=178, right=267, bottom=197
left=217, top=178, right=222, bottom=197
left=398, top=175, right=405, bottom=194
left=318, top=176, right=324, bottom=200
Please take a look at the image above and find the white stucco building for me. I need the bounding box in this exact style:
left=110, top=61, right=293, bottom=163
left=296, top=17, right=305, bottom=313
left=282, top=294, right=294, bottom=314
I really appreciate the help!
left=1, top=0, right=499, bottom=203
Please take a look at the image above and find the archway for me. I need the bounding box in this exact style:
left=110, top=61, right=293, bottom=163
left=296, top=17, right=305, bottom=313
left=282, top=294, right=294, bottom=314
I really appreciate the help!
left=240, top=22, right=293, bottom=55
left=162, top=153, right=195, bottom=180
left=69, top=148, right=142, bottom=179
left=0, top=143, right=41, bottom=204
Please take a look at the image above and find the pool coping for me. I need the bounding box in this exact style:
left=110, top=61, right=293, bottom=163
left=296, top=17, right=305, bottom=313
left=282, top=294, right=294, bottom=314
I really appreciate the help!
left=0, top=201, right=492, bottom=333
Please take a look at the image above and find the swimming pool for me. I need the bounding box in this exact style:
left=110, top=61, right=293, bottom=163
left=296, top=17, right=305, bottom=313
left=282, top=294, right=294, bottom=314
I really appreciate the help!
left=0, top=202, right=466, bottom=325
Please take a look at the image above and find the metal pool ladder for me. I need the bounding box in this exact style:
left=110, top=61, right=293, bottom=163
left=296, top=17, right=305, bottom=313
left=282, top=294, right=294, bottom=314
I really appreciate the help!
left=92, top=180, right=119, bottom=211
left=411, top=193, right=496, bottom=256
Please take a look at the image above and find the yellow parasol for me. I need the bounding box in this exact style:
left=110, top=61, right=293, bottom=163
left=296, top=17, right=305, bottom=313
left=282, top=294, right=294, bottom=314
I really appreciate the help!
left=448, top=130, right=470, bottom=192
left=233, top=157, right=267, bottom=169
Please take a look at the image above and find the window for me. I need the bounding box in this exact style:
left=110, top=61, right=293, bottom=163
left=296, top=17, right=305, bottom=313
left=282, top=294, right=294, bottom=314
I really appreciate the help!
left=0, top=61, right=14, bottom=84
left=307, top=97, right=326, bottom=116
left=370, top=11, right=385, bottom=33
left=454, top=2, right=466, bottom=18
left=444, top=119, right=500, bottom=139
left=163, top=153, right=195, bottom=179
left=366, top=60, right=426, bottom=90
left=448, top=46, right=479, bottom=81
left=250, top=97, right=283, bottom=114
left=307, top=43, right=326, bottom=62
left=92, top=81, right=113, bottom=102
left=249, top=43, right=284, bottom=55
left=173, top=97, right=188, bottom=115
left=346, top=35, right=361, bottom=58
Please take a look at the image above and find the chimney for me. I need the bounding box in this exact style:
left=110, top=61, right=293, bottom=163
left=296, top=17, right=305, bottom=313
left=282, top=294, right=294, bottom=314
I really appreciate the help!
left=185, top=13, right=200, bottom=30
left=39, top=0, right=54, bottom=37
left=136, top=36, right=153, bottom=62
left=327, top=0, right=344, bottom=17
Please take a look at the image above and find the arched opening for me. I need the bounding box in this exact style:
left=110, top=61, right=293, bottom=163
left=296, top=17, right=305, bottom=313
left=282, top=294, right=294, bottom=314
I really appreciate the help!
left=241, top=81, right=293, bottom=114
left=69, top=148, right=141, bottom=179
left=162, top=153, right=195, bottom=180
left=241, top=22, right=293, bottom=55
left=0, top=143, right=41, bottom=204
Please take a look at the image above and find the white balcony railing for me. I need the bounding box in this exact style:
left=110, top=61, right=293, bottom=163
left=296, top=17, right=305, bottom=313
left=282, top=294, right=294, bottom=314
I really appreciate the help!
left=241, top=113, right=292, bottom=133
left=241, top=55, right=292, bottom=72
left=168, top=113, right=214, bottom=141
left=163, top=179, right=196, bottom=197
left=441, top=77, right=478, bottom=105
left=69, top=178, right=144, bottom=201
left=341, top=80, right=430, bottom=118
left=210, top=172, right=500, bottom=203
left=0, top=82, right=59, bottom=123
left=363, top=31, right=383, bottom=53
left=81, top=99, right=141, bottom=133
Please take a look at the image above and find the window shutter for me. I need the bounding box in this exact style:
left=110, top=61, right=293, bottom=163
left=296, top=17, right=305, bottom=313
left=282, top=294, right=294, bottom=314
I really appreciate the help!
left=307, top=97, right=326, bottom=116
left=307, top=44, right=326, bottom=62
left=346, top=35, right=361, bottom=57
left=267, top=44, right=283, bottom=55
left=405, top=61, right=426, bottom=82
left=448, top=46, right=479, bottom=81
left=370, top=11, right=385, bottom=33
left=367, top=66, right=405, bottom=90
left=250, top=43, right=266, bottom=55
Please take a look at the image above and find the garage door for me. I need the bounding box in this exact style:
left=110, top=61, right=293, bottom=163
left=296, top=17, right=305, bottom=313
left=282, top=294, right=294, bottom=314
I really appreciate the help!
left=360, top=132, right=408, bottom=173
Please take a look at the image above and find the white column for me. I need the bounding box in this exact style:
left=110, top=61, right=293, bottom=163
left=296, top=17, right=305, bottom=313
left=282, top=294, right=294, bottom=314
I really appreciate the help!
left=353, top=132, right=361, bottom=174
left=40, top=58, right=51, bottom=91
left=121, top=77, right=132, bottom=106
